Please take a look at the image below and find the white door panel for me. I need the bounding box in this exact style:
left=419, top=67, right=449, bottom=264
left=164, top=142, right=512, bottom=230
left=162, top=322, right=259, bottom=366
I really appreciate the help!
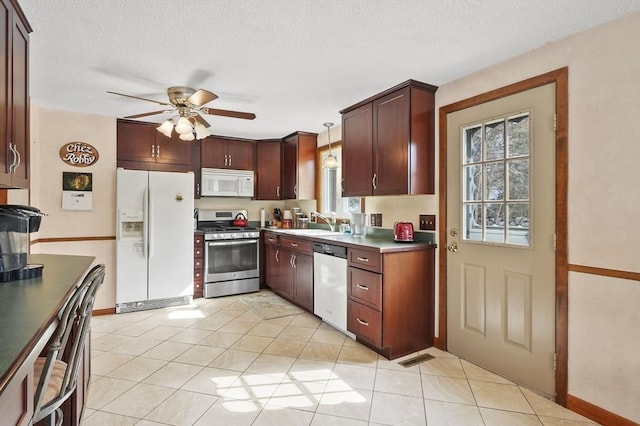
left=147, top=171, right=194, bottom=299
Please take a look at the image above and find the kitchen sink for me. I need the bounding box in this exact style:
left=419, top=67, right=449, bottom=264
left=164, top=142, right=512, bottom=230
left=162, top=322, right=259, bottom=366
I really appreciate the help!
left=272, top=228, right=338, bottom=236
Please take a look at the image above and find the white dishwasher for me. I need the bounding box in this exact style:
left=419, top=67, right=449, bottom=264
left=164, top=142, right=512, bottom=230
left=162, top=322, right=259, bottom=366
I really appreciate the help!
left=313, top=242, right=355, bottom=339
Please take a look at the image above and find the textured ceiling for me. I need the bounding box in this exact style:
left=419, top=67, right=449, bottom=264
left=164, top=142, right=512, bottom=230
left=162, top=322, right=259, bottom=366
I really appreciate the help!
left=19, top=0, right=640, bottom=139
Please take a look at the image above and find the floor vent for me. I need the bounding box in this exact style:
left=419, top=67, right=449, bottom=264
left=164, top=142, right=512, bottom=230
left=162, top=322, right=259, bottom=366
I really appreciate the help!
left=398, top=353, right=435, bottom=368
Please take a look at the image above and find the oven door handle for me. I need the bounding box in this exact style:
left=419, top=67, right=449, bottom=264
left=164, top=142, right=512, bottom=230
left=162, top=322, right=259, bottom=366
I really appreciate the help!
left=206, top=239, right=259, bottom=247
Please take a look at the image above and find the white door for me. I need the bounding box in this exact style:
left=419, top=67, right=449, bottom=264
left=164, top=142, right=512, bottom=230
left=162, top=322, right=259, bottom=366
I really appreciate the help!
left=446, top=84, right=556, bottom=396
left=148, top=171, right=194, bottom=300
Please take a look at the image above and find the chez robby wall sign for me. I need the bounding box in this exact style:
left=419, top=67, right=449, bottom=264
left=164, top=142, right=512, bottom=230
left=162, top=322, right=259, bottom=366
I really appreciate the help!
left=59, top=141, right=99, bottom=167
left=59, top=141, right=98, bottom=211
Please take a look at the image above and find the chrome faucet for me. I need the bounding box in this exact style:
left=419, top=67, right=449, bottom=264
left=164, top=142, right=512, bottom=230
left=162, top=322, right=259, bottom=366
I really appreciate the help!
left=311, top=212, right=335, bottom=232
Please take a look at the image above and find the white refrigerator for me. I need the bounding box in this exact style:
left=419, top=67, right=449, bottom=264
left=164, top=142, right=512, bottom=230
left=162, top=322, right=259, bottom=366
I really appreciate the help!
left=116, top=168, right=194, bottom=313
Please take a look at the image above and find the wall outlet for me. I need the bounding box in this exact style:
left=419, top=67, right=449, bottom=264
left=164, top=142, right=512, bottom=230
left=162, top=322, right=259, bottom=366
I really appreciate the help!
left=370, top=213, right=382, bottom=227
left=419, top=214, right=436, bottom=230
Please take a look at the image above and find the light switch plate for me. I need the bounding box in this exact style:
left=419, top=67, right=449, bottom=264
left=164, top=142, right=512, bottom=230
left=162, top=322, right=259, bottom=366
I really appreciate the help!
left=370, top=213, right=382, bottom=227
left=419, top=214, right=436, bottom=230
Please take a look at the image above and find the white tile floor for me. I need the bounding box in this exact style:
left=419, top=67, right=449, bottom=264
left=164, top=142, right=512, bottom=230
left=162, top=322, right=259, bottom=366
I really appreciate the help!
left=83, top=290, right=598, bottom=425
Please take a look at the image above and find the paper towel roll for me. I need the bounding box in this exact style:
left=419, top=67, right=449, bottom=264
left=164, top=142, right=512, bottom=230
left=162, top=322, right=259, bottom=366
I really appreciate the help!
left=260, top=208, right=266, bottom=227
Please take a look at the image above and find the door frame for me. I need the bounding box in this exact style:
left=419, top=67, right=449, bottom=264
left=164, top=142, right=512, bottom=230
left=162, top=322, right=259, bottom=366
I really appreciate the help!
left=437, top=68, right=569, bottom=405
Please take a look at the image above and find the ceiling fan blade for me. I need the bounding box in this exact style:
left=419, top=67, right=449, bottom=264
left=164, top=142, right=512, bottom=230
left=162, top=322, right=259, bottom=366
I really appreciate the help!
left=107, top=91, right=172, bottom=106
left=124, top=110, right=170, bottom=119
left=187, top=89, right=218, bottom=106
left=193, top=113, right=211, bottom=128
left=202, top=108, right=256, bottom=120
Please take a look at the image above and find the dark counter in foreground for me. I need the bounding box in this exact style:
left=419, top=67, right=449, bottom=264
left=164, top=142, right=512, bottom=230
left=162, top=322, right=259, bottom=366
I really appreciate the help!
left=0, top=254, right=95, bottom=425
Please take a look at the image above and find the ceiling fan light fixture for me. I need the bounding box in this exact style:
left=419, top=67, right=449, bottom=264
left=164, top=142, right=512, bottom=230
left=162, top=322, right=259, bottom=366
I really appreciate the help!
left=179, top=132, right=195, bottom=141
left=175, top=116, right=192, bottom=135
left=194, top=122, right=210, bottom=140
left=156, top=119, right=174, bottom=137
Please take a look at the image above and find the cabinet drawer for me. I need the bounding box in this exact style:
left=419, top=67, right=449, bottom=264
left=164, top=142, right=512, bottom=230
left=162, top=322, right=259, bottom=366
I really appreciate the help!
left=279, top=236, right=313, bottom=254
left=194, top=246, right=203, bottom=258
left=348, top=267, right=382, bottom=310
left=264, top=232, right=279, bottom=247
left=347, top=300, right=382, bottom=347
left=348, top=248, right=382, bottom=273
left=194, top=234, right=204, bottom=246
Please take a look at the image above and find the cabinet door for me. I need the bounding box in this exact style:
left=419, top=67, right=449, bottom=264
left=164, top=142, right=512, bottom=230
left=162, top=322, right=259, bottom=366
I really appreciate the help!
left=201, top=137, right=226, bottom=168
left=277, top=248, right=295, bottom=300
left=117, top=120, right=156, bottom=164
left=155, top=131, right=192, bottom=167
left=226, top=139, right=255, bottom=170
left=264, top=244, right=279, bottom=291
left=202, top=137, right=254, bottom=170
left=373, top=87, right=410, bottom=195
left=8, top=11, right=28, bottom=188
left=293, top=252, right=313, bottom=312
left=0, top=1, right=12, bottom=186
left=281, top=133, right=316, bottom=200
left=281, top=135, right=298, bottom=199
left=341, top=103, right=373, bottom=197
left=256, top=140, right=281, bottom=200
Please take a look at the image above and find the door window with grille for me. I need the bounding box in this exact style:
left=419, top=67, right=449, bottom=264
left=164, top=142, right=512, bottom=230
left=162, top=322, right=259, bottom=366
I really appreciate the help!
left=462, top=113, right=531, bottom=246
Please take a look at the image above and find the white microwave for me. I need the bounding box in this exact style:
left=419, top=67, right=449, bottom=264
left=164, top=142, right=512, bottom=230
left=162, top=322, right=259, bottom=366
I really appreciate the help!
left=201, top=168, right=254, bottom=197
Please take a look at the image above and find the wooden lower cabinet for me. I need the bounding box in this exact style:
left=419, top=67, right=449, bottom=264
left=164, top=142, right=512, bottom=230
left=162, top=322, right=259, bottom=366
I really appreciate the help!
left=347, top=247, right=435, bottom=360
left=262, top=232, right=313, bottom=311
left=193, top=234, right=204, bottom=298
left=291, top=251, right=313, bottom=312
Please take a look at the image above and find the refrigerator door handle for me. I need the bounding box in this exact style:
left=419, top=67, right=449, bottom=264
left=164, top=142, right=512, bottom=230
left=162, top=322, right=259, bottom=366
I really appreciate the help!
left=143, top=188, right=149, bottom=259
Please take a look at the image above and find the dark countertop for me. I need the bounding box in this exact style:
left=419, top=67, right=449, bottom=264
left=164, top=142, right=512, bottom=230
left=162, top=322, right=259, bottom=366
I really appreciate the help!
left=262, top=227, right=437, bottom=253
left=0, top=254, right=95, bottom=393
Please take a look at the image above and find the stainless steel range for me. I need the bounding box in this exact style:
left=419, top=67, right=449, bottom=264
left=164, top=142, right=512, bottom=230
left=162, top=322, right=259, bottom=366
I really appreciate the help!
left=197, top=209, right=260, bottom=298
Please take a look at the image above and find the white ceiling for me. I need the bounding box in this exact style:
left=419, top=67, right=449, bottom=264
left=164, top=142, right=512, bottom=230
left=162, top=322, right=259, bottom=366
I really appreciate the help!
left=20, top=0, right=640, bottom=140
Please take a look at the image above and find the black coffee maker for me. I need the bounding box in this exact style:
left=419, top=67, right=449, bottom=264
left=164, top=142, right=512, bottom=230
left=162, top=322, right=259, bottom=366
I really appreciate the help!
left=0, top=205, right=45, bottom=281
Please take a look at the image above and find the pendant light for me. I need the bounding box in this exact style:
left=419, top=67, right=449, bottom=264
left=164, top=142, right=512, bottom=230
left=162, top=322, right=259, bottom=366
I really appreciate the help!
left=322, top=122, right=338, bottom=169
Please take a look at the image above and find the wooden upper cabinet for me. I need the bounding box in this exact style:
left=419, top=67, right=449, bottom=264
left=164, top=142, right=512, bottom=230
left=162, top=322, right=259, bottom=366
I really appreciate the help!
left=281, top=132, right=317, bottom=200
left=373, top=87, right=411, bottom=195
left=340, top=80, right=437, bottom=197
left=341, top=104, right=373, bottom=197
left=201, top=136, right=255, bottom=171
left=255, top=139, right=282, bottom=200
left=0, top=0, right=31, bottom=189
left=116, top=119, right=192, bottom=172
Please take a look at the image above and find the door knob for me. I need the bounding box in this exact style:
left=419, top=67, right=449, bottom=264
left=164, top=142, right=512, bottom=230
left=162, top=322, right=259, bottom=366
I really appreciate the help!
left=447, top=242, right=458, bottom=252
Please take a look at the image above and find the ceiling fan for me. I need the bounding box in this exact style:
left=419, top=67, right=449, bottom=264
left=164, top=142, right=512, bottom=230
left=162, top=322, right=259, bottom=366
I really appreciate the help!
left=107, top=86, right=256, bottom=140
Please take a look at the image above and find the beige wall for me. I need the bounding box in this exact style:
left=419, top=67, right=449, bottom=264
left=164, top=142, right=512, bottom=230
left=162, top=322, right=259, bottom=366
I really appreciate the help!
left=27, top=106, right=117, bottom=310
left=435, top=12, right=639, bottom=422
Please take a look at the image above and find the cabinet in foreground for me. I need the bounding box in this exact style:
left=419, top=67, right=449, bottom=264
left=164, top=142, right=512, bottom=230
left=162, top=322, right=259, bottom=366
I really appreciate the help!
left=347, top=246, right=435, bottom=359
